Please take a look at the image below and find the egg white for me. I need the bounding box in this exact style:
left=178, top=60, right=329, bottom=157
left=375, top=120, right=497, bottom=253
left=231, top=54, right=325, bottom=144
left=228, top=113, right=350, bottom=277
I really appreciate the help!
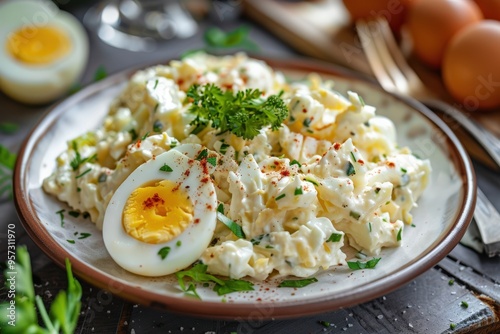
left=0, top=0, right=88, bottom=104
left=102, top=149, right=217, bottom=277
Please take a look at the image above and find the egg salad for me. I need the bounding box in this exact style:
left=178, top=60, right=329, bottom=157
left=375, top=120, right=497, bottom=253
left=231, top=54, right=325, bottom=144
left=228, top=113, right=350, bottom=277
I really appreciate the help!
left=43, top=53, right=431, bottom=280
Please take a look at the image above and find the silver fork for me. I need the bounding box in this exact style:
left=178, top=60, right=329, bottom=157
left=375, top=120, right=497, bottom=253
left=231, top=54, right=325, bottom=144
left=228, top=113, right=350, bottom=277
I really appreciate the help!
left=356, top=18, right=500, bottom=257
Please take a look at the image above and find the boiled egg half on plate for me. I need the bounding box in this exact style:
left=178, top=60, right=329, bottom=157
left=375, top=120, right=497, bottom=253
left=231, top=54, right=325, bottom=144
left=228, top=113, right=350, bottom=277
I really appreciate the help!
left=102, top=149, right=218, bottom=277
left=0, top=0, right=88, bottom=104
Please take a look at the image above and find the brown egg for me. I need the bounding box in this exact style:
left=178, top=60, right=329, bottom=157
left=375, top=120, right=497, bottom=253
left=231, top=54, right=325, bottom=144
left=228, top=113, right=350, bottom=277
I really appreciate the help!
left=342, top=0, right=417, bottom=34
left=442, top=21, right=500, bottom=111
left=407, top=0, right=483, bottom=69
left=473, top=0, right=500, bottom=21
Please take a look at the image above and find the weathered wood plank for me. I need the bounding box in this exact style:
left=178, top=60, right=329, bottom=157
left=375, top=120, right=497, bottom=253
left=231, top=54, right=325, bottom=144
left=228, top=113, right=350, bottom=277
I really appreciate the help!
left=438, top=257, right=500, bottom=304
left=113, top=268, right=493, bottom=333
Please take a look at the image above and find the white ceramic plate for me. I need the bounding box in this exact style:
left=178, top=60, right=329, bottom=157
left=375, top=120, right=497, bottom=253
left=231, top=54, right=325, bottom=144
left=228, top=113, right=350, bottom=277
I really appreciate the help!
left=14, top=57, right=475, bottom=319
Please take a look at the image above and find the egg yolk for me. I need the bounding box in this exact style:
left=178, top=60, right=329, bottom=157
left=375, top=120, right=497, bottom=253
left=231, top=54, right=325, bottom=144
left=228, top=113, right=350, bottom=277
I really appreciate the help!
left=6, top=25, right=71, bottom=65
left=123, top=180, right=194, bottom=244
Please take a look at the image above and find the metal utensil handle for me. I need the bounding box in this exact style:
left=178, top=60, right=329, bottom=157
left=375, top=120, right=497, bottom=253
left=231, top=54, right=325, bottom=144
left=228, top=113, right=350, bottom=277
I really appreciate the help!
left=474, top=187, right=500, bottom=257
left=423, top=99, right=500, bottom=168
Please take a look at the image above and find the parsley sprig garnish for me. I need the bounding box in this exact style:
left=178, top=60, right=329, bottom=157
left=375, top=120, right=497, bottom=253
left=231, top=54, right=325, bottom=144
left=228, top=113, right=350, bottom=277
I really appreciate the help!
left=0, top=246, right=82, bottom=334
left=278, top=277, right=318, bottom=288
left=347, top=257, right=381, bottom=270
left=187, top=84, right=288, bottom=140
left=175, top=263, right=253, bottom=299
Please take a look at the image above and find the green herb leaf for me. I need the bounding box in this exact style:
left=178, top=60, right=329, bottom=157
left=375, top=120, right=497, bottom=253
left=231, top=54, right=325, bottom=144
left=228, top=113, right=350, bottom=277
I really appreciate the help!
left=67, top=239, right=75, bottom=244
left=0, top=246, right=49, bottom=333
left=302, top=117, right=311, bottom=127
left=275, top=193, right=286, bottom=201
left=294, top=187, right=303, bottom=195
left=397, top=228, right=402, bottom=241
left=176, top=263, right=225, bottom=292
left=185, top=283, right=201, bottom=299
left=158, top=247, right=171, bottom=260
left=0, top=122, right=19, bottom=134
left=346, top=161, right=356, bottom=176
left=448, top=279, right=455, bottom=286
left=359, top=95, right=365, bottom=107
left=196, top=149, right=208, bottom=160
left=350, top=151, right=357, bottom=162
left=290, top=159, right=301, bottom=167
left=460, top=301, right=468, bottom=308
left=175, top=263, right=254, bottom=299
left=0, top=169, right=14, bottom=199
left=251, top=234, right=268, bottom=245
left=77, top=233, right=91, bottom=240
left=304, top=178, right=319, bottom=186
left=93, top=65, right=107, bottom=81
left=207, top=156, right=217, bottom=167
left=217, top=212, right=245, bottom=238
left=0, top=145, right=15, bottom=199
left=278, top=277, right=318, bottom=288
left=347, top=257, right=381, bottom=270
left=188, top=84, right=288, bottom=140
left=327, top=233, right=343, bottom=242
left=56, top=209, right=65, bottom=227
left=0, top=144, right=16, bottom=170
left=220, top=143, right=230, bottom=154
left=319, top=320, right=330, bottom=328
left=213, top=279, right=254, bottom=296
left=68, top=211, right=80, bottom=218
left=75, top=168, right=91, bottom=179
left=49, top=258, right=82, bottom=334
left=204, top=26, right=258, bottom=51
left=69, top=141, right=96, bottom=172
left=180, top=49, right=206, bottom=59
left=69, top=83, right=82, bottom=95
left=217, top=203, right=224, bottom=214
left=450, top=323, right=457, bottom=330
left=160, top=164, right=173, bottom=172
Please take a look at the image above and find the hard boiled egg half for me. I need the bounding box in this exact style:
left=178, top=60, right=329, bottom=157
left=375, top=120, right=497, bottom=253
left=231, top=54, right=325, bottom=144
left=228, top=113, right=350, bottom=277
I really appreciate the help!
left=0, top=0, right=88, bottom=104
left=103, top=149, right=218, bottom=277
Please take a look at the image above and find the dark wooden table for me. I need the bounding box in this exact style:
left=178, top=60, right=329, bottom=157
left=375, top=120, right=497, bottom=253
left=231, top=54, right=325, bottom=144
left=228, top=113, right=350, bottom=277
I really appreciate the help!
left=1, top=1, right=499, bottom=333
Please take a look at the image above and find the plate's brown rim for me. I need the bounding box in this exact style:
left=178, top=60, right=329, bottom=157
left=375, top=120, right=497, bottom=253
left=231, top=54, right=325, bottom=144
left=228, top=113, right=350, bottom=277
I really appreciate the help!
left=13, top=54, right=476, bottom=320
